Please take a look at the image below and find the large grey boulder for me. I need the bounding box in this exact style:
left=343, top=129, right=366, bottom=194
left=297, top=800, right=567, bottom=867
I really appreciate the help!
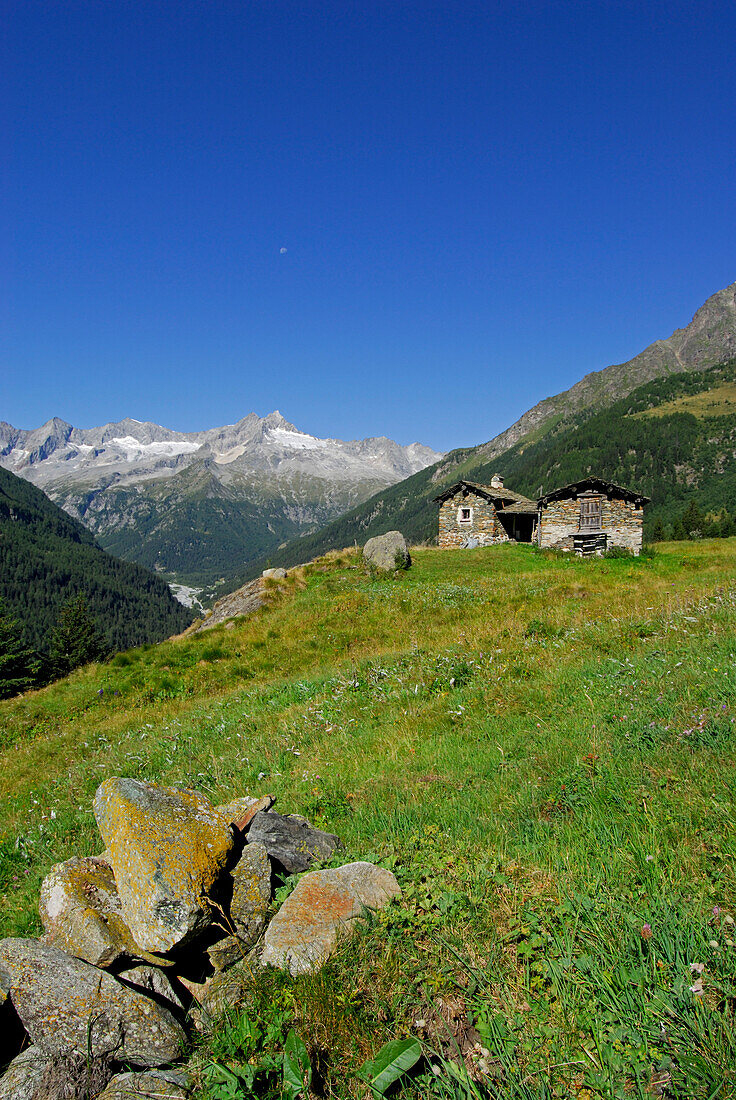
left=98, top=1068, right=192, bottom=1098
left=0, top=938, right=186, bottom=1067
left=94, top=777, right=233, bottom=952
left=246, top=811, right=340, bottom=873
left=39, top=856, right=156, bottom=968
left=363, top=531, right=410, bottom=572
left=262, top=862, right=401, bottom=976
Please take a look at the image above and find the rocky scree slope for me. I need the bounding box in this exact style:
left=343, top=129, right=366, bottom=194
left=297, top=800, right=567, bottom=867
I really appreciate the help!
left=0, top=412, right=441, bottom=592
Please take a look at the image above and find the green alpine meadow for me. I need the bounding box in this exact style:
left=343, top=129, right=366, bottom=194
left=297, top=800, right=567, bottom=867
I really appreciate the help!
left=1, top=539, right=734, bottom=1098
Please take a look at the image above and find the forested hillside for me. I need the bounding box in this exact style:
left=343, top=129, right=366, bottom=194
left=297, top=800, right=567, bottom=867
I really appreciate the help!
left=0, top=467, right=193, bottom=651
left=237, top=359, right=736, bottom=582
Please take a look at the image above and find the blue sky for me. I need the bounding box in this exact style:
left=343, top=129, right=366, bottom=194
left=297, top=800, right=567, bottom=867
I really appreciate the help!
left=3, top=1, right=736, bottom=452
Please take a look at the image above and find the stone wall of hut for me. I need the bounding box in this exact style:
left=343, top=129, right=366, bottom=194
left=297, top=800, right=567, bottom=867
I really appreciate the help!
left=537, top=495, right=644, bottom=553
left=438, top=494, right=509, bottom=548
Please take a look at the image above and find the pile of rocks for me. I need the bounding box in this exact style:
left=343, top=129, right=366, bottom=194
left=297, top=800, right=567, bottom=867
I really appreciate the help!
left=0, top=778, right=400, bottom=1099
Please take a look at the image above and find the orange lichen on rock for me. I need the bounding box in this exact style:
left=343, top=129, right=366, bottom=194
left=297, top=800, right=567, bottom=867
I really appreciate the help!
left=94, top=778, right=233, bottom=953
left=39, top=856, right=162, bottom=968
left=262, top=861, right=400, bottom=975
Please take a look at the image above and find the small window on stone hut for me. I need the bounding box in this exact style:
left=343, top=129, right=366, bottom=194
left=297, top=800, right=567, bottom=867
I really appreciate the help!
left=579, top=495, right=602, bottom=530
left=458, top=505, right=473, bottom=525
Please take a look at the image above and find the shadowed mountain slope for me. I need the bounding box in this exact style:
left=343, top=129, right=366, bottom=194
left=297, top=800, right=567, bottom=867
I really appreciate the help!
left=0, top=467, right=193, bottom=651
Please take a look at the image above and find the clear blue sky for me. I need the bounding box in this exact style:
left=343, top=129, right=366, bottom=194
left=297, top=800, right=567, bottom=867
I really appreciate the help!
left=3, top=1, right=736, bottom=452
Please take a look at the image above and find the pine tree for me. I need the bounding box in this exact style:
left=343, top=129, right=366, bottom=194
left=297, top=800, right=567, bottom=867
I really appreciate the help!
left=649, top=516, right=666, bottom=542
left=50, top=594, right=110, bottom=677
left=681, top=500, right=705, bottom=539
left=0, top=600, right=43, bottom=699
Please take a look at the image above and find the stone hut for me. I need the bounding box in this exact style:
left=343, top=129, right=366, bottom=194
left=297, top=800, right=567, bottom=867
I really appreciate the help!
left=433, top=476, right=538, bottom=547
left=536, top=477, right=650, bottom=555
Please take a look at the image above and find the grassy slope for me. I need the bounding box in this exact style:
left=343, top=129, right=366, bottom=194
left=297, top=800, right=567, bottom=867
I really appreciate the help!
left=234, top=359, right=736, bottom=586
left=1, top=542, right=735, bottom=1097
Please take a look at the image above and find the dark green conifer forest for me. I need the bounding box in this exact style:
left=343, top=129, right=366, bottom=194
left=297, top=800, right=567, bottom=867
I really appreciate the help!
left=0, top=467, right=193, bottom=661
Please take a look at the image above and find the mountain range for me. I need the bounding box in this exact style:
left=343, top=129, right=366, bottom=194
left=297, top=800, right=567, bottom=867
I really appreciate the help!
left=0, top=412, right=441, bottom=593
left=4, top=278, right=736, bottom=599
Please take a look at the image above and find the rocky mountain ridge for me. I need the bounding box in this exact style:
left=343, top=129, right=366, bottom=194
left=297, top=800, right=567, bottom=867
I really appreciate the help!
left=472, top=279, right=736, bottom=463
left=0, top=411, right=441, bottom=592
left=0, top=410, right=440, bottom=489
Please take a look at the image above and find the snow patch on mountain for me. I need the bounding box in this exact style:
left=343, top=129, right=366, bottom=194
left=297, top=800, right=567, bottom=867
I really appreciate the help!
left=266, top=428, right=333, bottom=451
left=109, top=437, right=201, bottom=459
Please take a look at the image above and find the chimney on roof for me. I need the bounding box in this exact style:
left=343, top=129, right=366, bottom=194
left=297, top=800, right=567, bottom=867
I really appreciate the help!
left=490, top=473, right=504, bottom=489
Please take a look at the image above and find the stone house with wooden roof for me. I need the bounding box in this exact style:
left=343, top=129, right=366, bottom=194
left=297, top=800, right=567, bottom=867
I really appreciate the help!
left=536, top=477, right=649, bottom=554
left=434, top=474, right=649, bottom=555
left=433, top=475, right=538, bottom=548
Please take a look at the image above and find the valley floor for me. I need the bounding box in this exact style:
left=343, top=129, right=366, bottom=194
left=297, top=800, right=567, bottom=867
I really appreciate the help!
left=1, top=541, right=735, bottom=1098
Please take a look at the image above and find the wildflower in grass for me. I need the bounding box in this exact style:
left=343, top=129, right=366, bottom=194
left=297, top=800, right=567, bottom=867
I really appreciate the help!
left=641, top=923, right=653, bottom=940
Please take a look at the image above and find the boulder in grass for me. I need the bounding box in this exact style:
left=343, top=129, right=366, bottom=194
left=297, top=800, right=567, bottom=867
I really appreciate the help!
left=94, top=778, right=233, bottom=952
left=39, top=856, right=161, bottom=969
left=98, top=1068, right=192, bottom=1099
left=0, top=938, right=186, bottom=1067
left=246, top=811, right=340, bottom=873
left=362, top=531, right=410, bottom=572
left=262, top=861, right=400, bottom=976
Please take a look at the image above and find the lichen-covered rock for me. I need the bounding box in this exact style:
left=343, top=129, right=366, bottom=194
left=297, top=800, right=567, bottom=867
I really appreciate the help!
left=262, top=862, right=400, bottom=975
left=207, top=935, right=246, bottom=972
left=230, top=841, right=271, bottom=943
left=94, top=778, right=233, bottom=952
left=0, top=961, right=9, bottom=1006
left=215, top=794, right=274, bottom=831
left=98, top=1068, right=192, bottom=1098
left=0, top=938, right=186, bottom=1066
left=363, top=531, right=410, bottom=572
left=0, top=1047, right=49, bottom=1100
left=246, top=811, right=340, bottom=873
left=116, top=965, right=184, bottom=1015
left=39, top=856, right=158, bottom=968
left=0, top=1047, right=114, bottom=1100
left=199, top=958, right=253, bottom=1019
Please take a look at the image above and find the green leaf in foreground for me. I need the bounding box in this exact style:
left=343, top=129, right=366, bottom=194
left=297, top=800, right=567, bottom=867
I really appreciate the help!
left=282, top=1028, right=311, bottom=1098
left=361, top=1037, right=422, bottom=1096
